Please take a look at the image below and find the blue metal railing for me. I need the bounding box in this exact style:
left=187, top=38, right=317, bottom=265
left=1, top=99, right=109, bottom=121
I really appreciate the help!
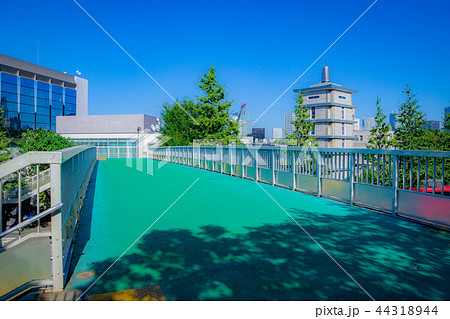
left=150, top=145, right=450, bottom=229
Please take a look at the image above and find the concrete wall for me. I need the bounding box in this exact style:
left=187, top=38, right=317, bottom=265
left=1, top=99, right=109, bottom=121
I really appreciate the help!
left=75, top=77, right=88, bottom=116
left=56, top=114, right=161, bottom=134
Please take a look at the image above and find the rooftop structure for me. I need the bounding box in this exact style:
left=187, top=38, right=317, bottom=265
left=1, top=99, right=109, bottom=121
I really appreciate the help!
left=56, top=114, right=161, bottom=158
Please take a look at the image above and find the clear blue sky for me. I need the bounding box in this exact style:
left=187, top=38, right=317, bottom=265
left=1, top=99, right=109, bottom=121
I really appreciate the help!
left=1, top=0, right=449, bottom=138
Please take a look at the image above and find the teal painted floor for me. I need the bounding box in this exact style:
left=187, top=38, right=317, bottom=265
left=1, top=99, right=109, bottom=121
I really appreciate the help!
left=66, top=159, right=450, bottom=300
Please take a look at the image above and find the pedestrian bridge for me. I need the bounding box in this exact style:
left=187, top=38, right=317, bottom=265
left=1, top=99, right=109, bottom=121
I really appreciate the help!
left=0, top=145, right=449, bottom=300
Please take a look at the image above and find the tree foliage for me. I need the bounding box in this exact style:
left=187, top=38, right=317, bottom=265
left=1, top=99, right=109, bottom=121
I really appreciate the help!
left=195, top=65, right=239, bottom=144
left=443, top=111, right=450, bottom=131
left=160, top=66, right=239, bottom=145
left=367, top=97, right=396, bottom=149
left=18, top=128, right=75, bottom=153
left=0, top=108, right=11, bottom=163
left=285, top=92, right=317, bottom=147
left=159, top=99, right=197, bottom=146
left=394, top=85, right=427, bottom=150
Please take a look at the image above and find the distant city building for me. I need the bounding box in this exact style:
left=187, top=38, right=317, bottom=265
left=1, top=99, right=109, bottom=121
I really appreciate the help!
left=352, top=130, right=371, bottom=149
left=352, top=129, right=395, bottom=149
left=284, top=113, right=295, bottom=137
left=231, top=111, right=251, bottom=138
left=424, top=120, right=440, bottom=131
left=252, top=128, right=265, bottom=140
left=360, top=117, right=376, bottom=131
left=0, top=53, right=88, bottom=133
left=353, top=118, right=360, bottom=131
left=272, top=127, right=283, bottom=140
left=294, top=66, right=357, bottom=148
left=445, top=106, right=450, bottom=115
left=389, top=112, right=400, bottom=130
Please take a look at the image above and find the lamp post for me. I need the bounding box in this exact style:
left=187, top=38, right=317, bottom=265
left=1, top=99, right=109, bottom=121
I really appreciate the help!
left=137, top=127, right=141, bottom=158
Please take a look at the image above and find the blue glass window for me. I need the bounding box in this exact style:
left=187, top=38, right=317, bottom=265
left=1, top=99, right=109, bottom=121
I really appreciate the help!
left=1, top=82, right=18, bottom=94
left=4, top=101, right=18, bottom=112
left=308, top=95, right=320, bottom=99
left=37, top=98, right=49, bottom=107
left=51, top=124, right=55, bottom=131
left=1, top=73, right=18, bottom=84
left=37, top=89, right=49, bottom=99
left=36, top=115, right=50, bottom=124
left=51, top=85, right=63, bottom=94
left=65, top=88, right=76, bottom=97
left=5, top=111, right=18, bottom=119
left=52, top=92, right=62, bottom=102
left=36, top=123, right=50, bottom=130
left=65, top=95, right=76, bottom=104
left=20, top=104, right=35, bottom=113
left=37, top=82, right=49, bottom=91
left=51, top=109, right=63, bottom=116
left=20, top=78, right=35, bottom=88
left=52, top=101, right=63, bottom=109
left=1, top=92, right=18, bottom=103
left=338, top=95, right=347, bottom=100
left=50, top=117, right=56, bottom=124
left=108, top=140, right=118, bottom=147
left=65, top=103, right=76, bottom=111
left=20, top=121, right=35, bottom=130
left=20, top=86, right=34, bottom=97
left=63, top=109, right=76, bottom=116
left=20, top=113, right=35, bottom=122
left=20, top=95, right=35, bottom=105
left=37, top=107, right=50, bottom=115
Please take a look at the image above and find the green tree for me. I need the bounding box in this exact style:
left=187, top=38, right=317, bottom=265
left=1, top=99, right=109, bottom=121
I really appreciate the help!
left=159, top=66, right=239, bottom=145
left=0, top=108, right=11, bottom=163
left=159, top=98, right=197, bottom=146
left=285, top=92, right=316, bottom=147
left=443, top=111, right=450, bottom=131
left=367, top=97, right=396, bottom=149
left=394, top=85, right=427, bottom=150
left=19, top=128, right=75, bottom=153
left=195, top=65, right=239, bottom=144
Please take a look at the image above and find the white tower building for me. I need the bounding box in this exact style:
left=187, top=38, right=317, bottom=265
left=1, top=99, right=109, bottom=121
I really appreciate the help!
left=294, top=66, right=357, bottom=148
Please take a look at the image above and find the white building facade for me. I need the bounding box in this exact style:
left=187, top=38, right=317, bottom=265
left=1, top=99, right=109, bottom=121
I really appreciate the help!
left=272, top=127, right=283, bottom=140
left=284, top=113, right=295, bottom=137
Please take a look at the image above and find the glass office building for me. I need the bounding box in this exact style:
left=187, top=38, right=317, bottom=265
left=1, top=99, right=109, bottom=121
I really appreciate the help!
left=0, top=53, right=88, bottom=133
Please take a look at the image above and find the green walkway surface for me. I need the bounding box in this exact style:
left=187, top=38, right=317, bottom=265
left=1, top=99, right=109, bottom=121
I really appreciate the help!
left=66, top=159, right=450, bottom=300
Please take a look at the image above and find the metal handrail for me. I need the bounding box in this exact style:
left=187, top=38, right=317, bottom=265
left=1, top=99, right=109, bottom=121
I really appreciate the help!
left=152, top=145, right=450, bottom=158
left=0, top=203, right=63, bottom=239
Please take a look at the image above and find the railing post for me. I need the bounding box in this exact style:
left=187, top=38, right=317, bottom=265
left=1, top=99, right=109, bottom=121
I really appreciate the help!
left=18, top=170, right=22, bottom=238
left=0, top=179, right=3, bottom=233
left=291, top=150, right=296, bottom=190
left=230, top=147, right=233, bottom=175
left=220, top=146, right=223, bottom=173
left=316, top=150, right=322, bottom=197
left=50, top=162, right=64, bottom=291
left=241, top=148, right=245, bottom=179
left=349, top=153, right=355, bottom=205
left=255, top=148, right=259, bottom=181
left=37, top=165, right=40, bottom=233
left=271, top=149, right=275, bottom=186
left=392, top=155, right=398, bottom=216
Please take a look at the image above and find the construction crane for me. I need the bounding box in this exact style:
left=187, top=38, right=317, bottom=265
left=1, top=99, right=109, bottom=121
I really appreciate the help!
left=237, top=103, right=246, bottom=121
